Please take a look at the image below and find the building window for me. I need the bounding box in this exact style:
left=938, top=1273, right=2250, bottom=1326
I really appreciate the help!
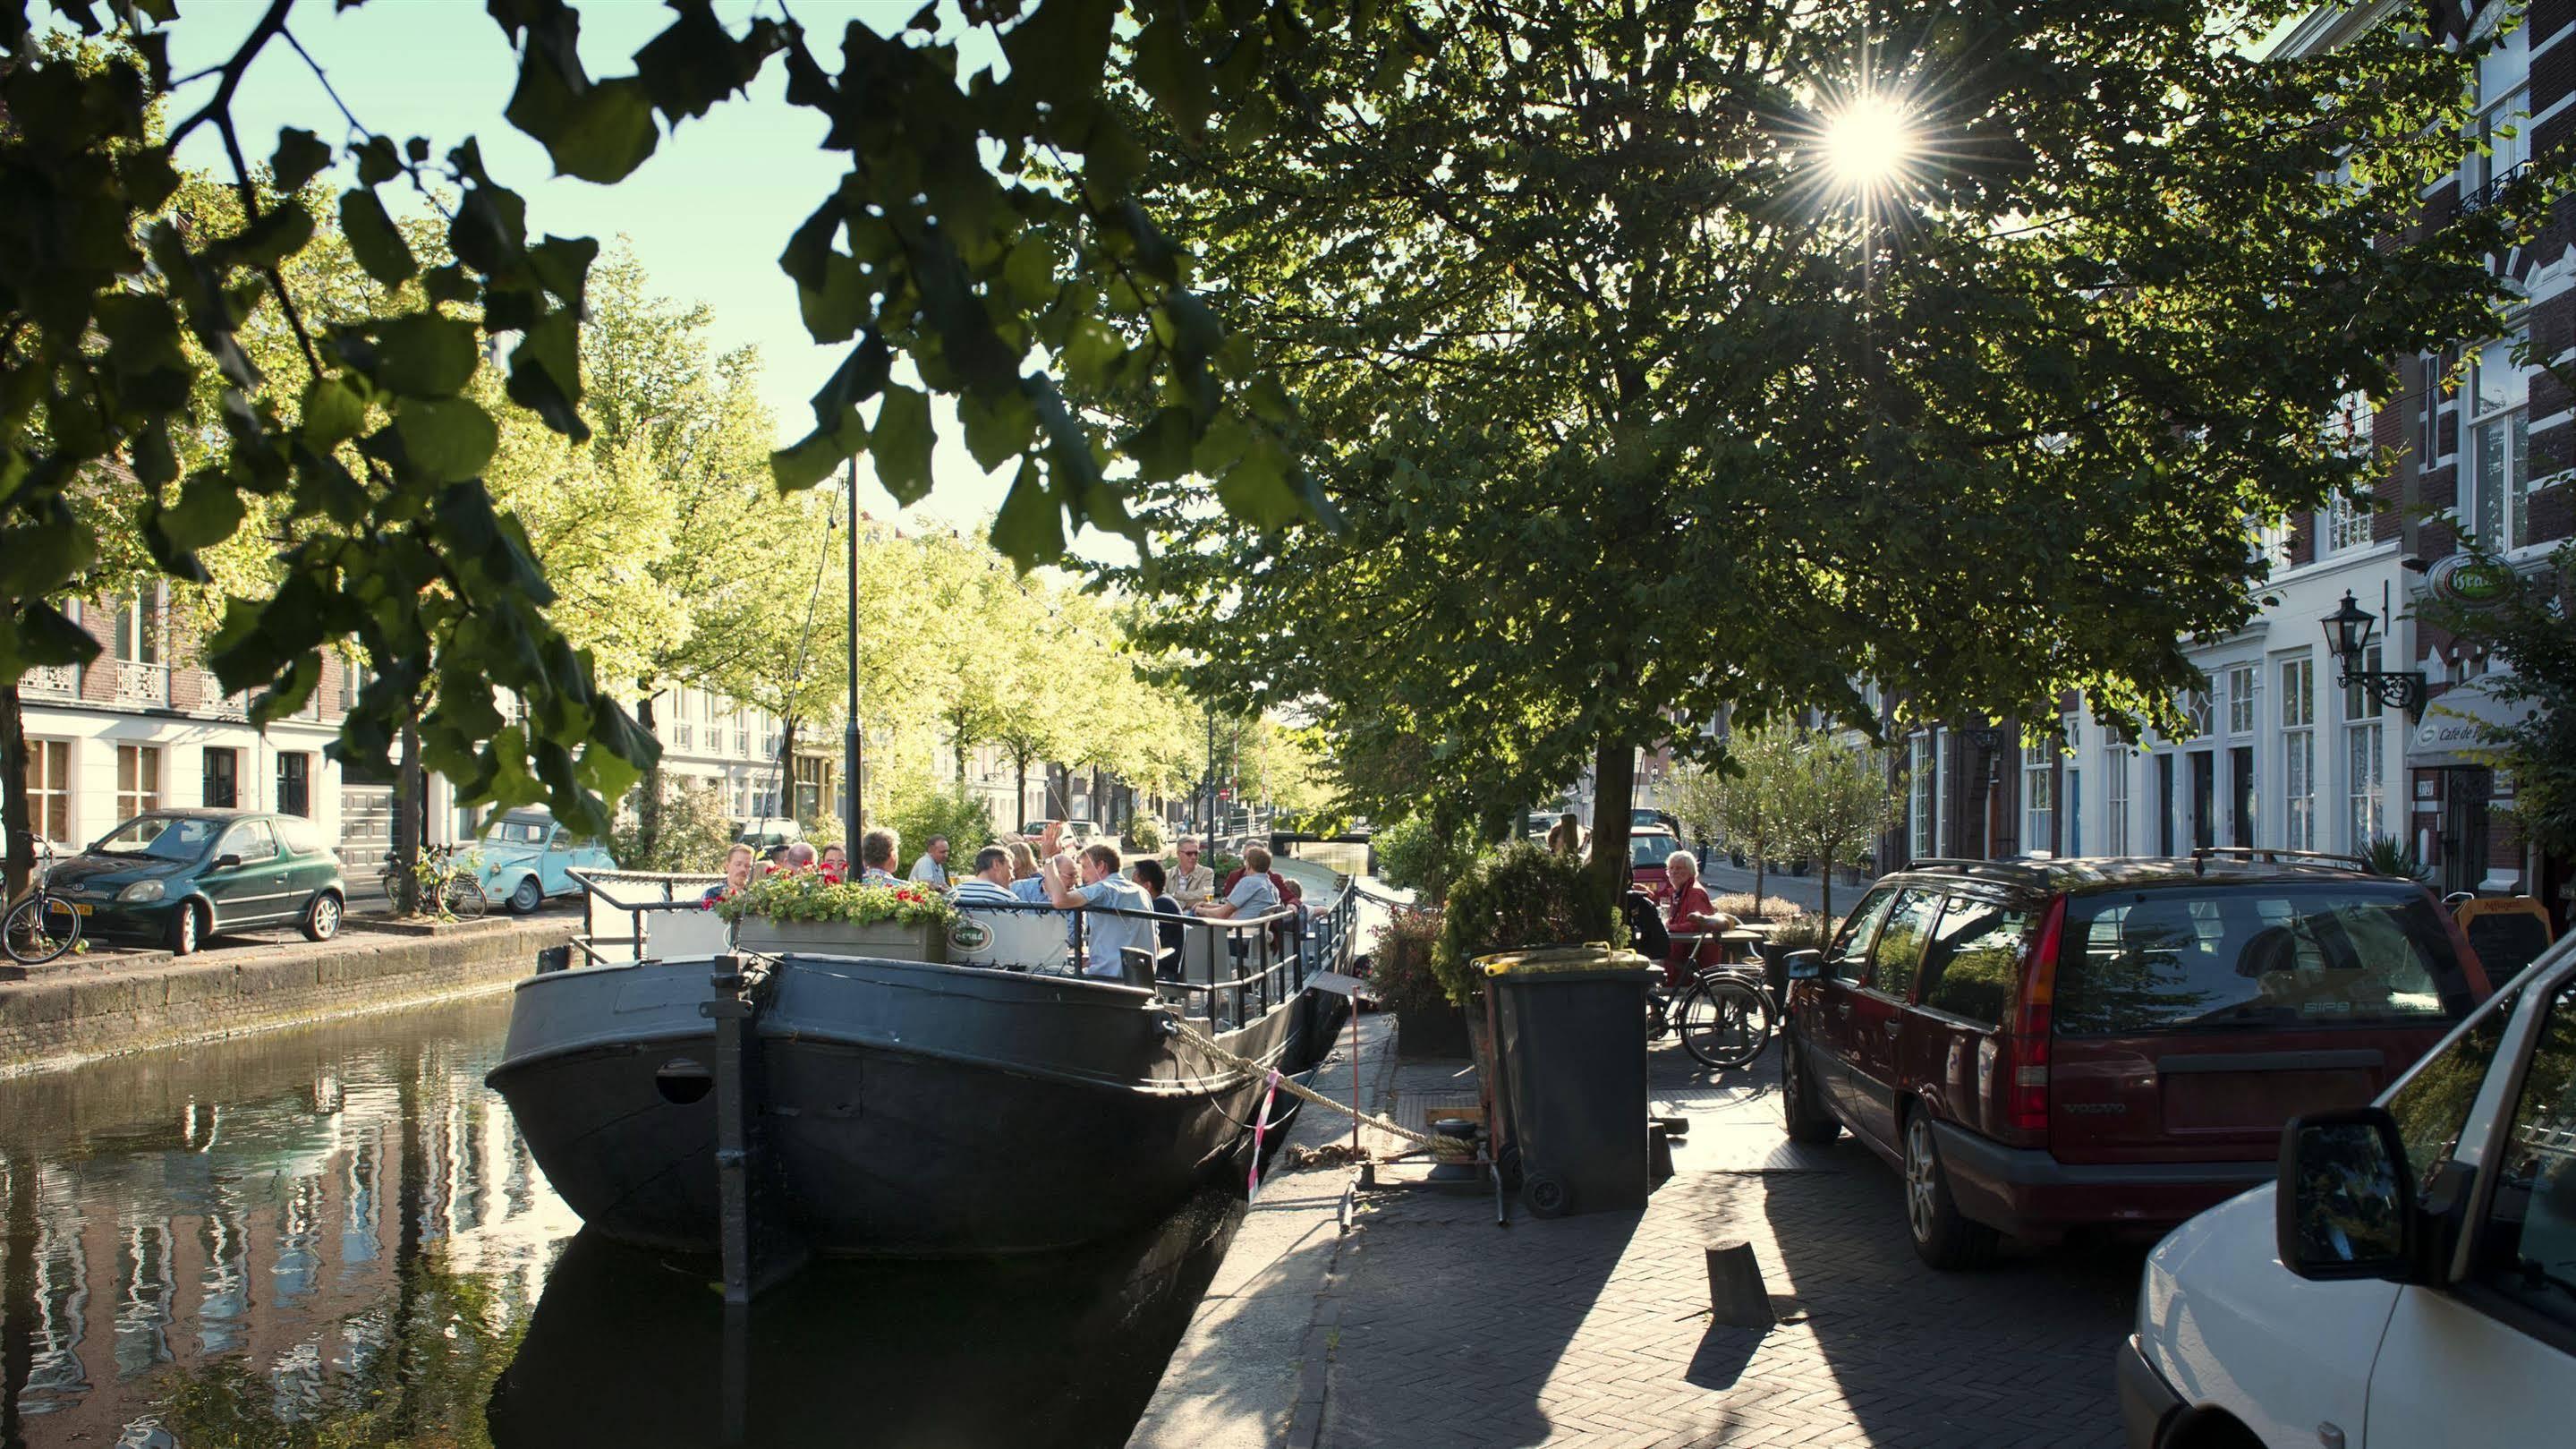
left=201, top=748, right=239, bottom=809
left=2182, top=690, right=2213, bottom=739
left=2022, top=751, right=2054, bottom=857
left=2346, top=645, right=2385, bottom=848
left=2103, top=746, right=2127, bottom=856
left=2463, top=21, right=2529, bottom=209
left=115, top=745, right=161, bottom=819
left=2469, top=327, right=2532, bottom=550
left=2062, top=714, right=2081, bottom=856
left=23, top=739, right=72, bottom=845
left=1909, top=733, right=1938, bottom=860
left=113, top=591, right=161, bottom=665
left=277, top=753, right=311, bottom=818
left=2226, top=664, right=2257, bottom=736
left=2283, top=655, right=2315, bottom=851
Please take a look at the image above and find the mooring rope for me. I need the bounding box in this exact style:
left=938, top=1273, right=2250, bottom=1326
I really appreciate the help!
left=1161, top=1014, right=1475, bottom=1158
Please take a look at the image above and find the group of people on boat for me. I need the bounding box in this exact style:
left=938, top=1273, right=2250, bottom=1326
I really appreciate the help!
left=698, top=820, right=1307, bottom=981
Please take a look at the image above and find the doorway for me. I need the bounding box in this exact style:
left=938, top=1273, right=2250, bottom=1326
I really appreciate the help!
left=2229, top=746, right=2254, bottom=849
left=2439, top=769, right=2492, bottom=898
left=2188, top=751, right=2215, bottom=851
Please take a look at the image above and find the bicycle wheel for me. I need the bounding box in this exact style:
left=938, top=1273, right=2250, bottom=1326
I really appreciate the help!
left=3, top=894, right=81, bottom=967
left=1677, top=976, right=1772, bottom=1070
left=443, top=877, right=489, bottom=919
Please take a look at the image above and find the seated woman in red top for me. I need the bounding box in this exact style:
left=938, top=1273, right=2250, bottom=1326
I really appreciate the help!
left=1653, top=851, right=1739, bottom=987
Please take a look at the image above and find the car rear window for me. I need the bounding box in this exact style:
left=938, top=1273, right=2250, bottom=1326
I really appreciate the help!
left=2054, top=882, right=2476, bottom=1036
left=1630, top=834, right=1679, bottom=867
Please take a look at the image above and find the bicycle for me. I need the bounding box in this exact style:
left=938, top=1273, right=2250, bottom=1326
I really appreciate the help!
left=379, top=843, right=489, bottom=918
left=1647, top=956, right=1773, bottom=1070
left=3, top=838, right=83, bottom=967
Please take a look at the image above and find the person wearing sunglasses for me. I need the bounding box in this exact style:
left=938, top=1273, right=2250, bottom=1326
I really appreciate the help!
left=1169, top=836, right=1215, bottom=909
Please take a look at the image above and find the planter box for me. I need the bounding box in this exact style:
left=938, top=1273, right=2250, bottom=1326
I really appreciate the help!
left=734, top=916, right=948, bottom=964
left=1396, top=1003, right=1473, bottom=1061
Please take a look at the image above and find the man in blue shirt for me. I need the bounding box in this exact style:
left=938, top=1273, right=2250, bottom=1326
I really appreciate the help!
left=1046, top=843, right=1154, bottom=980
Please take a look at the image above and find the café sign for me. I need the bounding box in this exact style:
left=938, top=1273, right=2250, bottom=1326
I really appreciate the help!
left=2408, top=675, right=2540, bottom=768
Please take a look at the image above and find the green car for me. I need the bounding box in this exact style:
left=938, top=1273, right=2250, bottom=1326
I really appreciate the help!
left=41, top=809, right=349, bottom=956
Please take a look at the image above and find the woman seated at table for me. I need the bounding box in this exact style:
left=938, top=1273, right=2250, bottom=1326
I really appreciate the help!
left=1654, top=851, right=1738, bottom=986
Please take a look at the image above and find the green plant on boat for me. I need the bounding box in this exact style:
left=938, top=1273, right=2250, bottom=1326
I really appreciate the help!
left=711, top=872, right=957, bottom=929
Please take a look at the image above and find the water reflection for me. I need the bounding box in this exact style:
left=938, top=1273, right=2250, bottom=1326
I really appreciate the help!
left=0, top=996, right=1242, bottom=1449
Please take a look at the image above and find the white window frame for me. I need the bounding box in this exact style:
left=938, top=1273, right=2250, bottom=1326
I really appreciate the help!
left=2283, top=654, right=2316, bottom=852
left=115, top=744, right=161, bottom=820
left=2226, top=664, right=2257, bottom=736
left=1909, top=733, right=1938, bottom=860
left=2022, top=751, right=2054, bottom=857
left=2322, top=391, right=2376, bottom=555
left=2103, top=744, right=2129, bottom=856
left=113, top=587, right=163, bottom=666
left=24, top=737, right=73, bottom=846
left=2469, top=325, right=2533, bottom=550
left=2182, top=689, right=2213, bottom=740
left=2345, top=644, right=2386, bottom=848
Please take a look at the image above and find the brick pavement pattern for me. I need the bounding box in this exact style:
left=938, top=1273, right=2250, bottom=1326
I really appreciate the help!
left=1314, top=1044, right=2139, bottom=1448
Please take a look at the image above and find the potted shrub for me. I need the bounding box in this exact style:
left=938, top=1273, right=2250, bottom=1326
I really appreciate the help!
left=1373, top=908, right=1471, bottom=1060
left=712, top=872, right=957, bottom=962
left=1431, top=844, right=1627, bottom=1078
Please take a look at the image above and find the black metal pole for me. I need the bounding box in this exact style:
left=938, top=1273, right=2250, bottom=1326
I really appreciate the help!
left=844, top=460, right=863, bottom=850
left=1204, top=707, right=1216, bottom=844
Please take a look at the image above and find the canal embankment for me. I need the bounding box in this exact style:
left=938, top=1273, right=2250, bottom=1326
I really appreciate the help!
left=0, top=912, right=568, bottom=1075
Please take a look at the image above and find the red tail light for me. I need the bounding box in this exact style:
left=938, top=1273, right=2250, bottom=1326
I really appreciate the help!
left=2004, top=893, right=2066, bottom=1137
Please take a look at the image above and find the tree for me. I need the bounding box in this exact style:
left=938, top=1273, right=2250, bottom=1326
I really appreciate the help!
left=1773, top=737, right=1903, bottom=922
left=1111, top=1, right=2552, bottom=913
left=1700, top=726, right=1798, bottom=914
left=3, top=0, right=1339, bottom=888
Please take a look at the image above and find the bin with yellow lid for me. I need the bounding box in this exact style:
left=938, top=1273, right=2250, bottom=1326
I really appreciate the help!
left=1475, top=944, right=1661, bottom=1218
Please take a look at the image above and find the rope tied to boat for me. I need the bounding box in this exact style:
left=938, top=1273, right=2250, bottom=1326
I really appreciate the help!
left=1160, top=1014, right=1476, bottom=1159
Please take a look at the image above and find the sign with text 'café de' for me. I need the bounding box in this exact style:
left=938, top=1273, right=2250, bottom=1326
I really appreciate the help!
left=2409, top=676, right=2539, bottom=769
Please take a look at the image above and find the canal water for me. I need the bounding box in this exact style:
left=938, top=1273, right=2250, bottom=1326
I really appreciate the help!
left=0, top=993, right=1245, bottom=1449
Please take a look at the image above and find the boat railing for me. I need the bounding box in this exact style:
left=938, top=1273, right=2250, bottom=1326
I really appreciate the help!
left=559, top=866, right=1364, bottom=1024
left=565, top=868, right=725, bottom=967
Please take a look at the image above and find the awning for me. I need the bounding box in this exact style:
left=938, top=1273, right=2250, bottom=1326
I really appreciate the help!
left=2407, top=676, right=2541, bottom=769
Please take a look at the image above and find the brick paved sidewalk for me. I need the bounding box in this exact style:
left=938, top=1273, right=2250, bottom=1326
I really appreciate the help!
left=1316, top=1042, right=2141, bottom=1449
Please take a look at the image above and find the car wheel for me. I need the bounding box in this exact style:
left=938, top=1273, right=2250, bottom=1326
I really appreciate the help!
left=301, top=891, right=343, bottom=942
left=1780, top=1029, right=1841, bottom=1144
left=1902, top=1110, right=1999, bottom=1271
left=509, top=877, right=543, bottom=915
left=169, top=901, right=202, bottom=957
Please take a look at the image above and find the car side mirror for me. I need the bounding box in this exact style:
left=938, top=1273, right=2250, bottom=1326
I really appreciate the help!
left=1783, top=950, right=1824, bottom=982
left=2276, top=1107, right=2416, bottom=1283
left=211, top=854, right=242, bottom=872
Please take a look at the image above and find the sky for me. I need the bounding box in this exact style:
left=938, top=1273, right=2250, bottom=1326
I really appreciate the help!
left=158, top=0, right=1128, bottom=558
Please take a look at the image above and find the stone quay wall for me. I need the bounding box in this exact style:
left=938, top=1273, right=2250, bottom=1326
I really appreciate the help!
left=0, top=917, right=567, bottom=1074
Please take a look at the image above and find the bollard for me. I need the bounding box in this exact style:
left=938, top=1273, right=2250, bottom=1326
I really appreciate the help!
left=1705, top=1240, right=1776, bottom=1329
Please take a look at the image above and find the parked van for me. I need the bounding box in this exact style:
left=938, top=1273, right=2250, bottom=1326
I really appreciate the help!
left=1779, top=852, right=2492, bottom=1267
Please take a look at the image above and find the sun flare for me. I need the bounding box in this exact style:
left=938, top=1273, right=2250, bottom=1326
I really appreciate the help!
left=1817, top=93, right=1920, bottom=193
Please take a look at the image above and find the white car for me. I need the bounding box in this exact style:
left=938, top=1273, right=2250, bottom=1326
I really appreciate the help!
left=2121, top=935, right=2576, bottom=1448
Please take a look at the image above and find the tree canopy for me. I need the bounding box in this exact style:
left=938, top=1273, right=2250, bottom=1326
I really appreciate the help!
left=1, top=0, right=1342, bottom=846
left=1109, top=0, right=2555, bottom=891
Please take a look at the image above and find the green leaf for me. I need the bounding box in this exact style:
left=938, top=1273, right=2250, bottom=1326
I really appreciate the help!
left=271, top=127, right=332, bottom=192
left=872, top=383, right=935, bottom=504
left=340, top=187, right=419, bottom=286
left=395, top=396, right=500, bottom=482
left=1133, top=17, right=1211, bottom=134
left=1004, top=235, right=1058, bottom=305
left=506, top=310, right=590, bottom=442
left=224, top=200, right=316, bottom=268
left=506, top=54, right=661, bottom=184
left=795, top=251, right=871, bottom=345
left=353, top=135, right=402, bottom=185
left=1213, top=439, right=1305, bottom=528
left=990, top=457, right=1065, bottom=564
left=370, top=313, right=478, bottom=397
left=770, top=428, right=850, bottom=493
left=1125, top=406, right=1197, bottom=482
left=633, top=0, right=776, bottom=124
left=300, top=375, right=369, bottom=448
left=159, top=470, right=249, bottom=551
left=959, top=386, right=1037, bottom=473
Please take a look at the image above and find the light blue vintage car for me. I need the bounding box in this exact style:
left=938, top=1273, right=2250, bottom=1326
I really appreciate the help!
left=477, top=808, right=616, bottom=914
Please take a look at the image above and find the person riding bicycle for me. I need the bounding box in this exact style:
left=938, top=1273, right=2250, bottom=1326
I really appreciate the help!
left=1653, top=851, right=1738, bottom=988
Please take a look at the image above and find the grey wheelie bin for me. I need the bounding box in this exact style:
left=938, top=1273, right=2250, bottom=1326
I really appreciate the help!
left=1478, top=946, right=1660, bottom=1218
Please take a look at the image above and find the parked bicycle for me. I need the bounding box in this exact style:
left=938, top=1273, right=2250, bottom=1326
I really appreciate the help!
left=378, top=843, right=489, bottom=919
left=1646, top=942, right=1773, bottom=1070
left=3, top=838, right=82, bottom=967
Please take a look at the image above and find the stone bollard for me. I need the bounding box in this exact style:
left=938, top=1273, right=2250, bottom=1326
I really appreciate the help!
left=1705, top=1240, right=1776, bottom=1329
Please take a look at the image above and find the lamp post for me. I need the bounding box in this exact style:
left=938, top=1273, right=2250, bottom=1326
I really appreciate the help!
left=2319, top=591, right=2427, bottom=719
left=843, top=458, right=863, bottom=852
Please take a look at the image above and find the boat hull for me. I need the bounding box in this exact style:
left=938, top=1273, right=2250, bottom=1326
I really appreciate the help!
left=488, top=953, right=1315, bottom=1257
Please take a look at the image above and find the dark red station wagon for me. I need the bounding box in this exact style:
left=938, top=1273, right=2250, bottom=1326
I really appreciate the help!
left=1778, top=851, right=2493, bottom=1268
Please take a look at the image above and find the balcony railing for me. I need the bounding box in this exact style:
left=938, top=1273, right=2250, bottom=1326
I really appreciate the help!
left=115, top=661, right=169, bottom=707
left=21, top=662, right=79, bottom=699
left=210, top=689, right=251, bottom=720
left=2458, top=159, right=2532, bottom=219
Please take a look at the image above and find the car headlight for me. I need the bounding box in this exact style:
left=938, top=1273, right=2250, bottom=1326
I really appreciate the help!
left=118, top=880, right=166, bottom=903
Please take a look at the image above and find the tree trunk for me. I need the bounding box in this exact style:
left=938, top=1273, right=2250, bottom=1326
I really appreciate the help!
left=1751, top=832, right=1767, bottom=915
left=0, top=682, right=30, bottom=904
left=775, top=714, right=798, bottom=818
left=1426, top=797, right=1460, bottom=904
left=634, top=692, right=663, bottom=865
left=1012, top=750, right=1033, bottom=827
left=395, top=714, right=424, bottom=916
left=1586, top=738, right=1637, bottom=909
left=1817, top=833, right=1834, bottom=923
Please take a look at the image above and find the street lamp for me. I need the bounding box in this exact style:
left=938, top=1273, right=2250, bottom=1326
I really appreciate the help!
left=2318, top=591, right=2426, bottom=718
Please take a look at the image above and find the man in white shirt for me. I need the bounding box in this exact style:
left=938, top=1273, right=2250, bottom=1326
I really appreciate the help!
left=1194, top=843, right=1280, bottom=919
left=1169, top=837, right=1215, bottom=908
left=908, top=836, right=950, bottom=887
left=1047, top=843, right=1155, bottom=980
left=948, top=846, right=1017, bottom=905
